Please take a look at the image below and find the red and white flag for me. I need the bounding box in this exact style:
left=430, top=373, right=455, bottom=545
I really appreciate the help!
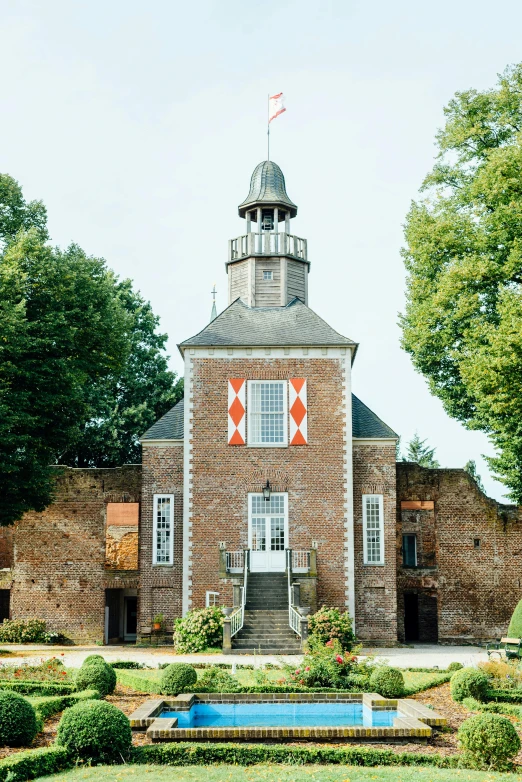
left=269, top=92, right=286, bottom=123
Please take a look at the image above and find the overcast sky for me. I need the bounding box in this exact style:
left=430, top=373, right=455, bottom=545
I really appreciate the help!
left=3, top=0, right=521, bottom=500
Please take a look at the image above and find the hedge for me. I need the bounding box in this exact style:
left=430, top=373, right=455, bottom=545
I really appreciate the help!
left=462, top=696, right=522, bottom=719
left=485, top=689, right=522, bottom=703
left=31, top=689, right=100, bottom=725
left=403, top=672, right=451, bottom=696
left=0, top=680, right=74, bottom=696
left=130, top=742, right=461, bottom=768
left=0, top=746, right=72, bottom=782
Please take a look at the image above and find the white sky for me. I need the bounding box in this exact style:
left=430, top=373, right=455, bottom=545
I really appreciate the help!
left=2, top=0, right=521, bottom=501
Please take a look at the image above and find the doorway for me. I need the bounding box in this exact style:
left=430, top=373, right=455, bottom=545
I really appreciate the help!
left=404, top=592, right=419, bottom=641
left=248, top=493, right=287, bottom=572
left=124, top=596, right=137, bottom=641
left=0, top=590, right=9, bottom=623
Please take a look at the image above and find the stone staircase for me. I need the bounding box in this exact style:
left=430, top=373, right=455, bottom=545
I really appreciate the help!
left=231, top=572, right=302, bottom=654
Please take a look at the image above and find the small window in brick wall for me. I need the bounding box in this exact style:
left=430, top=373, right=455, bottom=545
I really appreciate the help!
left=474, top=538, right=481, bottom=550
left=402, top=534, right=417, bottom=567
left=206, top=591, right=220, bottom=607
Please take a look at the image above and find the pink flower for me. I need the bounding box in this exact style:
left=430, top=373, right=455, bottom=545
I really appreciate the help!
left=305, top=666, right=310, bottom=671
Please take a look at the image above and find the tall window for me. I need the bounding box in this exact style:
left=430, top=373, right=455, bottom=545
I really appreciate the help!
left=153, top=494, right=174, bottom=565
left=363, top=494, right=384, bottom=565
left=248, top=381, right=287, bottom=446
left=402, top=534, right=417, bottom=567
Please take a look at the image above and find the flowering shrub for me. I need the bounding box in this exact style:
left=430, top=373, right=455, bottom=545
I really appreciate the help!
left=308, top=606, right=355, bottom=650
left=0, top=657, right=71, bottom=682
left=283, top=637, right=366, bottom=689
left=0, top=619, right=69, bottom=644
left=478, top=660, right=522, bottom=691
left=173, top=607, right=224, bottom=653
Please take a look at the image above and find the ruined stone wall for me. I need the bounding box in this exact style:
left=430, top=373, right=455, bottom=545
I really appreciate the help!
left=397, top=463, right=522, bottom=643
left=139, top=445, right=183, bottom=633
left=353, top=442, right=397, bottom=643
left=9, top=466, right=141, bottom=643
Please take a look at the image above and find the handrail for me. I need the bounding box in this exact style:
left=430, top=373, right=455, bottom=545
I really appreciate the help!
left=229, top=232, right=308, bottom=262
left=286, top=548, right=302, bottom=638
left=230, top=549, right=249, bottom=638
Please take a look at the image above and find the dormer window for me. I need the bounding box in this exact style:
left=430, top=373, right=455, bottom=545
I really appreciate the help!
left=263, top=270, right=273, bottom=281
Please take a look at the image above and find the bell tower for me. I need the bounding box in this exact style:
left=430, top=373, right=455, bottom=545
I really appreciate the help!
left=227, top=161, right=309, bottom=307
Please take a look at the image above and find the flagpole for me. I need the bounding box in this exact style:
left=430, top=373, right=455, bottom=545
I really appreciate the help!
left=267, top=93, right=270, bottom=161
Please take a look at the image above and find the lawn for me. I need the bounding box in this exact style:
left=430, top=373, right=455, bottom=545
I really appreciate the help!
left=39, top=763, right=522, bottom=781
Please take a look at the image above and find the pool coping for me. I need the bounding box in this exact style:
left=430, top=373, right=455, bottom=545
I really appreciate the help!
left=129, top=692, right=445, bottom=742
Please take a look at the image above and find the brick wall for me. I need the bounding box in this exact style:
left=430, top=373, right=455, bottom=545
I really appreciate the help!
left=188, top=358, right=349, bottom=613
left=9, top=466, right=141, bottom=643
left=353, top=442, right=397, bottom=642
left=139, top=445, right=184, bottom=632
left=397, top=462, right=522, bottom=643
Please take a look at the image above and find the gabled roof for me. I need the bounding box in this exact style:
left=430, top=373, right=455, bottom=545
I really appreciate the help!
left=179, top=298, right=357, bottom=351
left=141, top=399, right=184, bottom=441
left=352, top=394, right=398, bottom=439
left=141, top=394, right=397, bottom=442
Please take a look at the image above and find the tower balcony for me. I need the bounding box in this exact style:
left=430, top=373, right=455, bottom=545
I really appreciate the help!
left=228, top=232, right=307, bottom=264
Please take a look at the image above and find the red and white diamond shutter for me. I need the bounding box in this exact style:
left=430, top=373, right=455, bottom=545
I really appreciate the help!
left=289, top=378, right=308, bottom=445
left=228, top=379, right=246, bottom=445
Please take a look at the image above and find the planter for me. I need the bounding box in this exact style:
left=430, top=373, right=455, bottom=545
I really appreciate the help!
left=153, top=623, right=162, bottom=631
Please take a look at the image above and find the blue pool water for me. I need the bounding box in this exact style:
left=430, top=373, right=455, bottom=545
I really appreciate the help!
left=161, top=703, right=396, bottom=728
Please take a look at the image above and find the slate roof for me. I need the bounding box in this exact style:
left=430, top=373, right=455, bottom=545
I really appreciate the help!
left=352, top=394, right=398, bottom=439
left=141, top=395, right=397, bottom=441
left=141, top=399, right=184, bottom=441
left=179, top=298, right=357, bottom=350
left=238, top=160, right=298, bottom=218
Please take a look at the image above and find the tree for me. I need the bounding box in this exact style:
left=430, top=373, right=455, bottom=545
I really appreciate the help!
left=464, top=460, right=485, bottom=492
left=403, top=433, right=440, bottom=468
left=0, top=174, right=181, bottom=523
left=400, top=63, right=522, bottom=502
left=61, top=280, right=183, bottom=467
left=0, top=230, right=130, bottom=525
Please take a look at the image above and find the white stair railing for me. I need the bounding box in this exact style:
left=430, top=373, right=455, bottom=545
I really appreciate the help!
left=286, top=549, right=302, bottom=638
left=230, top=549, right=249, bottom=638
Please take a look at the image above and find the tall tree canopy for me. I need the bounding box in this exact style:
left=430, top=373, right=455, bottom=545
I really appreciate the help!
left=0, top=174, right=181, bottom=525
left=401, top=63, right=522, bottom=502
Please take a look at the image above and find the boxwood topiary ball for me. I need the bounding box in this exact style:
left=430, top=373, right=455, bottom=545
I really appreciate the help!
left=448, top=661, right=464, bottom=672
left=0, top=691, right=38, bottom=747
left=458, top=713, right=520, bottom=769
left=75, top=661, right=114, bottom=697
left=160, top=663, right=198, bottom=695
left=56, top=700, right=131, bottom=762
left=450, top=667, right=489, bottom=702
left=369, top=666, right=405, bottom=698
left=82, top=655, right=107, bottom=666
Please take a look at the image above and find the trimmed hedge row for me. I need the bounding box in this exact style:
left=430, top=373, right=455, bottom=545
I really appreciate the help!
left=486, top=689, right=522, bottom=704
left=130, top=742, right=461, bottom=768
left=0, top=746, right=72, bottom=782
left=0, top=680, right=74, bottom=696
left=31, top=689, right=100, bottom=725
left=403, top=672, right=451, bottom=696
left=462, top=696, right=522, bottom=719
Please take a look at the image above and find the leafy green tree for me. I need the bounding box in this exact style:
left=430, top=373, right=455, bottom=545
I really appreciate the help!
left=61, top=280, right=183, bottom=467
left=400, top=63, right=522, bottom=501
left=403, top=433, right=440, bottom=468
left=0, top=230, right=130, bottom=525
left=0, top=173, right=181, bottom=522
left=464, top=460, right=485, bottom=492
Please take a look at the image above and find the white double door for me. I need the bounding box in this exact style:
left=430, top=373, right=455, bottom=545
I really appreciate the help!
left=248, top=493, right=288, bottom=572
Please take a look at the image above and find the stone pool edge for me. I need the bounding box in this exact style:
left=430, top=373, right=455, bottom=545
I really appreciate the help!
left=128, top=692, right=445, bottom=743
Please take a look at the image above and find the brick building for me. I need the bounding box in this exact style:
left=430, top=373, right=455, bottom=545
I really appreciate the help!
left=0, top=160, right=521, bottom=647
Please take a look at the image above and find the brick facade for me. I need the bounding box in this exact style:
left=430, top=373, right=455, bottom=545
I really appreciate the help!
left=353, top=442, right=397, bottom=643
left=0, top=466, right=141, bottom=643
left=186, top=357, right=350, bottom=613
left=139, top=444, right=184, bottom=632
left=397, top=462, right=522, bottom=643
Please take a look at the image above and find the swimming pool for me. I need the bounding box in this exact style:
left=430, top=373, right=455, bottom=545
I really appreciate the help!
left=161, top=701, right=396, bottom=728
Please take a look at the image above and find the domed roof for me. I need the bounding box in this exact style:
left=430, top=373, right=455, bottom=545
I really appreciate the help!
left=238, top=160, right=297, bottom=219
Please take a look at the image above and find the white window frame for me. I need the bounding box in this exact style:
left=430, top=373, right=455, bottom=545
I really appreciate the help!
left=247, top=380, right=288, bottom=447
left=362, top=494, right=384, bottom=565
left=263, top=270, right=273, bottom=280
left=248, top=492, right=288, bottom=571
left=205, top=591, right=220, bottom=607
left=153, top=494, right=174, bottom=565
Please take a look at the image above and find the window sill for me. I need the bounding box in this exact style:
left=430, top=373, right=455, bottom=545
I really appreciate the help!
left=152, top=564, right=174, bottom=568
left=247, top=443, right=288, bottom=448
left=363, top=562, right=385, bottom=567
